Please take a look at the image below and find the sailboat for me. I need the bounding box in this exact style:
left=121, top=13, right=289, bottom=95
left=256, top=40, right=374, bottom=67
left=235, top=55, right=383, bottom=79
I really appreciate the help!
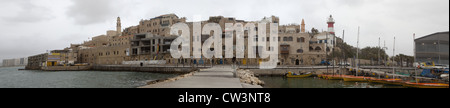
left=343, top=27, right=370, bottom=82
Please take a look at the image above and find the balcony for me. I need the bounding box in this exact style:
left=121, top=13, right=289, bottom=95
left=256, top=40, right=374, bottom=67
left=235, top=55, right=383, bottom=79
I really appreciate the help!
left=280, top=45, right=290, bottom=54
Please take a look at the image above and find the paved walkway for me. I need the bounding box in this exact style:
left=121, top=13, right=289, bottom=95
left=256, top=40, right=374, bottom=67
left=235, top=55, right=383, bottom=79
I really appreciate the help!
left=141, top=65, right=262, bottom=88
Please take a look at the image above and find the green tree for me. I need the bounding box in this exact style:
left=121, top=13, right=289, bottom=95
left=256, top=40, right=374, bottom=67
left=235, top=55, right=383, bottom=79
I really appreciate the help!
left=360, top=47, right=388, bottom=61
left=310, top=28, right=319, bottom=36
left=390, top=54, right=414, bottom=67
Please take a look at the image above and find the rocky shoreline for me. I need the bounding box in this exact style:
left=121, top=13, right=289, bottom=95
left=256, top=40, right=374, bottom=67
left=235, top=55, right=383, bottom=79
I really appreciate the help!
left=237, top=69, right=265, bottom=86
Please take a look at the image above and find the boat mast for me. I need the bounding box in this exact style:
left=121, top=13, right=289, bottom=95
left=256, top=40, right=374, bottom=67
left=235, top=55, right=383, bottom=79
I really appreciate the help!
left=413, top=33, right=417, bottom=83
left=356, top=26, right=360, bottom=77
left=378, top=37, right=381, bottom=78
left=326, top=32, right=329, bottom=74
left=342, top=30, right=345, bottom=76
left=393, top=36, right=396, bottom=79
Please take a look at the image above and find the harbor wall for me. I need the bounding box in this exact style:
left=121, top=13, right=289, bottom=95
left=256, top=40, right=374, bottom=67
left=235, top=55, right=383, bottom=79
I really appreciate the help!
left=42, top=66, right=91, bottom=71
left=92, top=65, right=197, bottom=73
left=250, top=68, right=348, bottom=76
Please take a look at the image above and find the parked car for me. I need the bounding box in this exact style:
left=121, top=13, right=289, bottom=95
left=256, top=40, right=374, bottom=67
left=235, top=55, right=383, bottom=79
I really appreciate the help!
left=338, top=62, right=350, bottom=66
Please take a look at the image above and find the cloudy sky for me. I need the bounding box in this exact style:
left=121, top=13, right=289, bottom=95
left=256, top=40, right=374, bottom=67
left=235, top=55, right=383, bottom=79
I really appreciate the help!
left=0, top=0, right=448, bottom=62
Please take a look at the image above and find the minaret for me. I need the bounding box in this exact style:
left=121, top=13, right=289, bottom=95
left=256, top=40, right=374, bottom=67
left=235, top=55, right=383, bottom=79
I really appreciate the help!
left=117, top=17, right=122, bottom=35
left=327, top=15, right=335, bottom=35
left=301, top=19, right=306, bottom=33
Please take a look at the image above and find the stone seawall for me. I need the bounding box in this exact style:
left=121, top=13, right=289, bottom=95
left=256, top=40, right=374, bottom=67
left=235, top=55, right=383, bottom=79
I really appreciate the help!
left=92, top=65, right=197, bottom=73
left=249, top=68, right=348, bottom=76
left=42, top=66, right=91, bottom=71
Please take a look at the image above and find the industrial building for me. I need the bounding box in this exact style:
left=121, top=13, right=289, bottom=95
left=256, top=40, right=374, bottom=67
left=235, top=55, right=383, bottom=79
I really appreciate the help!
left=415, top=31, right=449, bottom=65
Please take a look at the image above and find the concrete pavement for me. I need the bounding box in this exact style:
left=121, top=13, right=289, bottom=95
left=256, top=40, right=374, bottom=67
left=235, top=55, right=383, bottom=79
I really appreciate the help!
left=141, top=65, right=262, bottom=88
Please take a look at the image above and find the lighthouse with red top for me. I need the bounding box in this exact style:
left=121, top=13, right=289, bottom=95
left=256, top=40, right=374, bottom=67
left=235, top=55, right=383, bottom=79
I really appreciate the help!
left=327, top=15, right=335, bottom=35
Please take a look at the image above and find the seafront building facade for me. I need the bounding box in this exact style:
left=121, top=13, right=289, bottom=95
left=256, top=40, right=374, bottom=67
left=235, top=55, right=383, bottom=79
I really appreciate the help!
left=27, top=14, right=341, bottom=68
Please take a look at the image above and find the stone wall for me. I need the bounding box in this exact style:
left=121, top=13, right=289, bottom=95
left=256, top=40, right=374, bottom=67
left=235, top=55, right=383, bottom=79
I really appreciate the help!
left=92, top=65, right=196, bottom=73
left=41, top=66, right=91, bottom=71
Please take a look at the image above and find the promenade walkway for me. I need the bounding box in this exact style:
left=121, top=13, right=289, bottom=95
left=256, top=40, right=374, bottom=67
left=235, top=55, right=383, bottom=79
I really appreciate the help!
left=141, top=65, right=262, bottom=88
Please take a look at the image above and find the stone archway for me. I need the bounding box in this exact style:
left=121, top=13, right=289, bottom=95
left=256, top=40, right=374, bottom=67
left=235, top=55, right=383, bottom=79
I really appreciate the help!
left=315, top=47, right=322, bottom=51
left=295, top=59, right=300, bottom=65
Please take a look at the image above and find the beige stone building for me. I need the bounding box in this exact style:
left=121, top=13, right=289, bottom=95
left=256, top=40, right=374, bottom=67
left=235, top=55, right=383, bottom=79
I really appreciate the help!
left=138, top=14, right=186, bottom=36
left=124, top=14, right=338, bottom=66
left=46, top=14, right=340, bottom=66
left=75, top=17, right=132, bottom=65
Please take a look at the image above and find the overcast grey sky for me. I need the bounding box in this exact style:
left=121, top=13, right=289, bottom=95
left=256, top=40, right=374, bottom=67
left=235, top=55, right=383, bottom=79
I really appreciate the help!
left=0, top=0, right=448, bottom=62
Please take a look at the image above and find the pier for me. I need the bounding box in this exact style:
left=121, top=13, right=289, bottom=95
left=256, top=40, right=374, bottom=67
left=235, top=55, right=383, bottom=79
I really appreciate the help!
left=140, top=65, right=262, bottom=88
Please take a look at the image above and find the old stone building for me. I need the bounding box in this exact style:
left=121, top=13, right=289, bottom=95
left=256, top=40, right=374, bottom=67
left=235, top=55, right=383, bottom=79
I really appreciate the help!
left=36, top=14, right=339, bottom=67
left=138, top=14, right=186, bottom=36
left=75, top=17, right=132, bottom=65
left=125, top=14, right=338, bottom=66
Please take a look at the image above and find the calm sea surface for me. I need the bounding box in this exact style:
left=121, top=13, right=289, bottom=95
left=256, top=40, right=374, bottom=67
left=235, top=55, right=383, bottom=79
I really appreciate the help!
left=259, top=76, right=406, bottom=88
left=0, top=66, right=176, bottom=88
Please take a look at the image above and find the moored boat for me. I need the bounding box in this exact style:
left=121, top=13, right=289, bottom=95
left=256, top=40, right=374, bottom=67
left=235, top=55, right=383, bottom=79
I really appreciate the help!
left=327, top=75, right=351, bottom=80
left=369, top=78, right=403, bottom=85
left=403, top=82, right=449, bottom=88
left=286, top=72, right=313, bottom=78
left=319, top=74, right=329, bottom=79
left=343, top=76, right=370, bottom=82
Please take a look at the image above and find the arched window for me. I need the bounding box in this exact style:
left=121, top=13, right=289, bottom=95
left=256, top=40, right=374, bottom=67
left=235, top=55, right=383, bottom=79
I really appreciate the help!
left=315, top=47, right=322, bottom=51
left=297, top=49, right=304, bottom=53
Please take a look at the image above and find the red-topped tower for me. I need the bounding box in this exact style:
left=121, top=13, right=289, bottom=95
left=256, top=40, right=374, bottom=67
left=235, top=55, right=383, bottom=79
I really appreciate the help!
left=327, top=15, right=335, bottom=35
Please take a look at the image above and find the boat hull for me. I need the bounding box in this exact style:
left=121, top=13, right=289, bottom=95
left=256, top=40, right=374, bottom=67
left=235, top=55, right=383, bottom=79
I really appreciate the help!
left=343, top=76, right=369, bottom=82
left=369, top=78, right=404, bottom=86
left=403, top=82, right=449, bottom=88
left=327, top=75, right=350, bottom=80
left=286, top=73, right=313, bottom=78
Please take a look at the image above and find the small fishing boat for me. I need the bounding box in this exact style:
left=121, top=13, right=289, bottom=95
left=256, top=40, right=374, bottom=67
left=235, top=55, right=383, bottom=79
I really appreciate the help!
left=369, top=78, right=403, bottom=85
left=327, top=75, right=351, bottom=80
left=383, top=79, right=405, bottom=86
left=343, top=76, right=370, bottom=82
left=285, top=72, right=313, bottom=78
left=318, top=74, right=329, bottom=79
left=403, top=82, right=449, bottom=88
